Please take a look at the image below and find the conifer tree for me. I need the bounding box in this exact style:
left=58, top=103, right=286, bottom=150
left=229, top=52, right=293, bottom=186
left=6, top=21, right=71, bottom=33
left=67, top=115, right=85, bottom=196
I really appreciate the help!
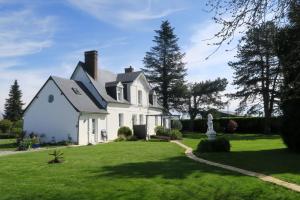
left=229, top=22, right=282, bottom=134
left=142, top=20, right=187, bottom=110
left=4, top=80, right=24, bottom=121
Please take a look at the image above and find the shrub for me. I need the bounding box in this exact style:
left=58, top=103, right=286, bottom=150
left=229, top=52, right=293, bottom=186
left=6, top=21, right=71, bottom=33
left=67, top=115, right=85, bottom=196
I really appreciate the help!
left=155, top=126, right=171, bottom=137
left=196, top=137, right=230, bottom=153
left=227, top=120, right=238, bottom=133
left=155, top=126, right=165, bottom=136
left=127, top=135, right=138, bottom=141
left=0, top=119, right=13, bottom=133
left=281, top=98, right=300, bottom=152
left=17, top=138, right=33, bottom=151
left=114, top=137, right=126, bottom=142
left=48, top=149, right=64, bottom=164
left=117, top=126, right=132, bottom=138
left=181, top=117, right=282, bottom=134
left=171, top=120, right=183, bottom=131
left=169, top=129, right=182, bottom=140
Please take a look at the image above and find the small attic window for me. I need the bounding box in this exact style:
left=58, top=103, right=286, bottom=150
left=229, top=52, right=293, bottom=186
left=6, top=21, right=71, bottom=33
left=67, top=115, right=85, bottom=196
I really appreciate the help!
left=48, top=94, right=54, bottom=103
left=72, top=87, right=81, bottom=95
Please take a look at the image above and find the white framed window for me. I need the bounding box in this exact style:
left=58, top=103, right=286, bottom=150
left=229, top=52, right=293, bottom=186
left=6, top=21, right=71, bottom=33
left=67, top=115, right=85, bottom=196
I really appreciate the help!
left=92, top=119, right=96, bottom=134
left=153, top=94, right=157, bottom=106
left=139, top=114, right=143, bottom=125
left=119, top=113, right=124, bottom=127
left=138, top=90, right=142, bottom=105
left=132, top=114, right=137, bottom=125
left=155, top=116, right=159, bottom=126
left=117, top=87, right=123, bottom=101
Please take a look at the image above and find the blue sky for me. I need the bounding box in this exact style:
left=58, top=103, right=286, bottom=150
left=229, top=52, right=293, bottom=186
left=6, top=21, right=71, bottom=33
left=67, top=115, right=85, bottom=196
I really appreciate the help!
left=0, top=0, right=240, bottom=113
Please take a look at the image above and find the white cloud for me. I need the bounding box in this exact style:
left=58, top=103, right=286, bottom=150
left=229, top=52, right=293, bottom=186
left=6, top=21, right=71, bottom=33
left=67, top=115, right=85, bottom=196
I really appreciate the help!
left=0, top=9, right=55, bottom=57
left=184, top=20, right=244, bottom=112
left=0, top=7, right=56, bottom=112
left=67, top=0, right=185, bottom=26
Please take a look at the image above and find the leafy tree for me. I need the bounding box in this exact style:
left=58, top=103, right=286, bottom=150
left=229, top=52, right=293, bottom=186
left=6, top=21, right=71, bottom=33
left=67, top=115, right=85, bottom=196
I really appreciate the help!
left=229, top=22, right=282, bottom=134
left=277, top=1, right=300, bottom=151
left=4, top=80, right=24, bottom=121
left=177, top=78, right=228, bottom=129
left=206, top=0, right=291, bottom=46
left=142, top=20, right=187, bottom=110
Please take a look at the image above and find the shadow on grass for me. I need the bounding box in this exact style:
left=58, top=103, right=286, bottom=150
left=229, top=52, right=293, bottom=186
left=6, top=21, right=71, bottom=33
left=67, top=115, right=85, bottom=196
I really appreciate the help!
left=183, top=133, right=280, bottom=141
left=92, top=156, right=241, bottom=180
left=198, top=148, right=300, bottom=176
left=0, top=141, right=17, bottom=150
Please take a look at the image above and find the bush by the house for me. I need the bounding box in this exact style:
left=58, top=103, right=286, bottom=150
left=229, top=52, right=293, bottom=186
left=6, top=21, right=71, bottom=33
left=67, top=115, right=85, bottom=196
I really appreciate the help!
left=127, top=135, right=138, bottom=141
left=117, top=126, right=133, bottom=139
left=155, top=126, right=166, bottom=136
left=196, top=137, right=231, bottom=153
left=171, top=120, right=183, bottom=131
left=169, top=129, right=182, bottom=140
left=227, top=120, right=238, bottom=133
left=17, top=138, right=33, bottom=151
left=0, top=119, right=13, bottom=133
left=181, top=117, right=282, bottom=134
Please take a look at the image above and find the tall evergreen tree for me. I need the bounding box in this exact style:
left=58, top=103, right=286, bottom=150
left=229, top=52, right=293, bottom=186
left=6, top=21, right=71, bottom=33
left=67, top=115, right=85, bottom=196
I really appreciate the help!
left=4, top=80, right=24, bottom=121
left=229, top=22, right=282, bottom=134
left=142, top=20, right=187, bottom=110
left=277, top=0, right=300, bottom=152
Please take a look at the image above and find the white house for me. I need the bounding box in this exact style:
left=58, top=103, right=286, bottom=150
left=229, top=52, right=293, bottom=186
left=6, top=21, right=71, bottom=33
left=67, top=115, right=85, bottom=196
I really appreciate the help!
left=23, top=50, right=170, bottom=145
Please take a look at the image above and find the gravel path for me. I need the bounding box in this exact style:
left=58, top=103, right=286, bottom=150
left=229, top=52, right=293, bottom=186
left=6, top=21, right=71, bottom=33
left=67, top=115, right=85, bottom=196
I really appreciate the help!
left=171, top=140, right=300, bottom=193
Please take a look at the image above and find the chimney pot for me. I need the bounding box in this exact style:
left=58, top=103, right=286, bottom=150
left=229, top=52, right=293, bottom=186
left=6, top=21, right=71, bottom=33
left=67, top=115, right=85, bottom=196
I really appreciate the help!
left=125, top=66, right=134, bottom=73
left=84, top=50, right=98, bottom=80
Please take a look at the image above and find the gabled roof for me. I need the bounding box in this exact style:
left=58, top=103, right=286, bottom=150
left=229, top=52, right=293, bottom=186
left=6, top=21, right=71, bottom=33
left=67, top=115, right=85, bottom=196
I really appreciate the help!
left=116, top=71, right=143, bottom=83
left=86, top=73, right=130, bottom=104
left=51, top=76, right=107, bottom=114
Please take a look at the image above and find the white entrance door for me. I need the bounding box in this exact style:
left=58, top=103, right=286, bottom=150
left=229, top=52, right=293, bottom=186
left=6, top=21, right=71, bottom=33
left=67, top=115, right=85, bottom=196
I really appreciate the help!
left=88, top=118, right=97, bottom=144
left=98, top=115, right=106, bottom=141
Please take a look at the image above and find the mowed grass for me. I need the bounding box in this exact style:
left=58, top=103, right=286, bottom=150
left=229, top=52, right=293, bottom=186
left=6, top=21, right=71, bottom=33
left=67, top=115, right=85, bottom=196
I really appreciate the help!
left=182, top=132, right=300, bottom=185
left=0, top=139, right=17, bottom=151
left=1, top=141, right=300, bottom=200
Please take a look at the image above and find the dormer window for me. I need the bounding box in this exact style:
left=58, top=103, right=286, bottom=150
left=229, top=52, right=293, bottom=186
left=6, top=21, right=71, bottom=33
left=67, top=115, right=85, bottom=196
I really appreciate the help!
left=153, top=94, right=157, bottom=106
left=117, top=87, right=123, bottom=101
left=116, top=82, right=124, bottom=101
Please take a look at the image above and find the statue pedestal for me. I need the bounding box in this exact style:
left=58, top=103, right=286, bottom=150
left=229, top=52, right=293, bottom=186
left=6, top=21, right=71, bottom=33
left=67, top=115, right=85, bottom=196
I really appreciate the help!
left=206, top=131, right=216, bottom=141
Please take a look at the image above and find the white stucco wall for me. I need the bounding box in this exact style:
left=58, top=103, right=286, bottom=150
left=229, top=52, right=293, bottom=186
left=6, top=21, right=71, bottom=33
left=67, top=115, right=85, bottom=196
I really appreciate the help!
left=129, top=75, right=150, bottom=106
left=23, top=79, right=79, bottom=143
left=106, top=103, right=163, bottom=140
left=78, top=113, right=107, bottom=145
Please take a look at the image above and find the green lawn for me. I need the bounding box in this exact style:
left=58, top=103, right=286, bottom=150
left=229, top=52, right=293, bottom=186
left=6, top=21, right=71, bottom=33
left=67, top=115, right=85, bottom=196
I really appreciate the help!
left=1, top=141, right=300, bottom=200
left=0, top=139, right=17, bottom=151
left=182, top=132, right=300, bottom=185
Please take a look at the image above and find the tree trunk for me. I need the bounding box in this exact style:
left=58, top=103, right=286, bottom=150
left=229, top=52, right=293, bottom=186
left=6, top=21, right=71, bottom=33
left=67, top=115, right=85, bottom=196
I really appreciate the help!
left=264, top=112, right=272, bottom=134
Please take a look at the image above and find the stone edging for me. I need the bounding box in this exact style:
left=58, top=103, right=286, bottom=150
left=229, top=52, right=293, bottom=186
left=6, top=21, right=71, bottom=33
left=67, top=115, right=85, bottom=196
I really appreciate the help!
left=171, top=140, right=300, bottom=193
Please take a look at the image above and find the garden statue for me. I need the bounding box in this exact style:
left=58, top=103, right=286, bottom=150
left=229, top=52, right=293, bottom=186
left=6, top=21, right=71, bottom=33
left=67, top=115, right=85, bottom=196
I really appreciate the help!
left=206, top=113, right=216, bottom=140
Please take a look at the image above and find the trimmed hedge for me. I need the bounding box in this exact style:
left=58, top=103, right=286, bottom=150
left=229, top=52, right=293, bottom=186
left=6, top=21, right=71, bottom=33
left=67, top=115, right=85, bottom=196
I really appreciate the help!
left=181, top=117, right=282, bottom=134
left=117, top=126, right=132, bottom=138
left=196, top=137, right=231, bottom=153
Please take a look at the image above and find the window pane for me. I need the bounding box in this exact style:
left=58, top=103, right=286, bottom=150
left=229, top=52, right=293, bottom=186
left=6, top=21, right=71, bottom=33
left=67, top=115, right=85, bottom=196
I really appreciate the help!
left=119, top=113, right=124, bottom=127
left=92, top=119, right=96, bottom=134
left=138, top=90, right=142, bottom=105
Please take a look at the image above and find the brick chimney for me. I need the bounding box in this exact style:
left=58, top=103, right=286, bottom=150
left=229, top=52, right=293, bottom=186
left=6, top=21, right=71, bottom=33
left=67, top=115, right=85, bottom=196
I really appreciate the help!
left=84, top=50, right=98, bottom=80
left=125, top=66, right=134, bottom=73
